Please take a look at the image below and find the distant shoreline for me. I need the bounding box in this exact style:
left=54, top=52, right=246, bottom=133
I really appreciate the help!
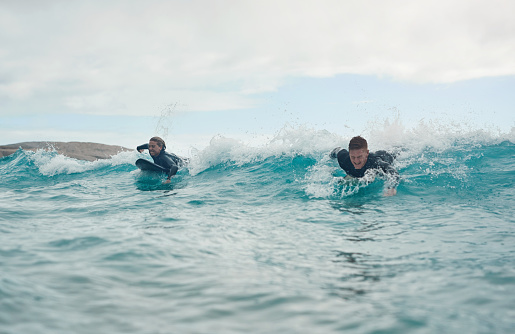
left=0, top=141, right=131, bottom=161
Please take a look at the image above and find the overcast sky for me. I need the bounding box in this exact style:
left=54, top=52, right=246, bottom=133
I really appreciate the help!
left=1, top=0, right=514, bottom=150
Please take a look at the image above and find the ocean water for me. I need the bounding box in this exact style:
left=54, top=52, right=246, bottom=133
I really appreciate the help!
left=1, top=126, right=514, bottom=334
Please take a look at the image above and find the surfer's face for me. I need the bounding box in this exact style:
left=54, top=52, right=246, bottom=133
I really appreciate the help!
left=350, top=149, right=369, bottom=169
left=148, top=141, right=162, bottom=157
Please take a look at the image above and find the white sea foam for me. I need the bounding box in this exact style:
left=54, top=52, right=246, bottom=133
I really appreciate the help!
left=19, top=117, right=512, bottom=178
left=186, top=119, right=511, bottom=176
left=28, top=148, right=140, bottom=176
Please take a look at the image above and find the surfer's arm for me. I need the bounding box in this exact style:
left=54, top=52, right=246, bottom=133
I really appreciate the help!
left=329, top=147, right=343, bottom=159
left=168, top=165, right=179, bottom=177
left=162, top=165, right=178, bottom=184
left=160, top=155, right=179, bottom=179
left=384, top=188, right=397, bottom=196
left=137, top=143, right=149, bottom=153
left=379, top=161, right=400, bottom=195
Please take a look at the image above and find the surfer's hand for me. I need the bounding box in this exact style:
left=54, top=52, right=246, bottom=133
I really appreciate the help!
left=384, top=188, right=397, bottom=196
left=164, top=178, right=171, bottom=184
left=138, top=149, right=144, bottom=153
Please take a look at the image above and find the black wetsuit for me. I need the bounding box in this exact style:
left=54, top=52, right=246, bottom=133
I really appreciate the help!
left=330, top=148, right=400, bottom=188
left=137, top=143, right=185, bottom=178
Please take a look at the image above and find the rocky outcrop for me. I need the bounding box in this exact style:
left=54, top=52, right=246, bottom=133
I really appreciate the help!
left=0, top=142, right=131, bottom=161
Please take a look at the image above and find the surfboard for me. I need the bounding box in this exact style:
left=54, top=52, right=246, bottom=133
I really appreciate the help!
left=135, top=158, right=168, bottom=173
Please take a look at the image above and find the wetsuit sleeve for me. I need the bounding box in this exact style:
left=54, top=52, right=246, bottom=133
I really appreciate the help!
left=378, top=160, right=400, bottom=189
left=336, top=149, right=351, bottom=172
left=168, top=165, right=179, bottom=178
left=137, top=143, right=149, bottom=151
left=329, top=147, right=343, bottom=159
left=160, top=154, right=179, bottom=178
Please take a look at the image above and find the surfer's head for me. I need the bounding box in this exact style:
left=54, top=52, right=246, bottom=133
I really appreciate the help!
left=349, top=136, right=369, bottom=170
left=148, top=136, right=166, bottom=157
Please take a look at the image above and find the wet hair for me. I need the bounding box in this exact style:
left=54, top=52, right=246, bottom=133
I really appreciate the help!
left=149, top=136, right=166, bottom=150
left=348, top=136, right=368, bottom=151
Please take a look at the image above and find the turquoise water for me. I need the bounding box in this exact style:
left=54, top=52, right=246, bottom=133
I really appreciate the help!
left=1, top=128, right=514, bottom=333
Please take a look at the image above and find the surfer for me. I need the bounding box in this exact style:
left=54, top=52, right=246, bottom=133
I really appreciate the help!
left=137, top=137, right=185, bottom=183
left=330, top=136, right=400, bottom=196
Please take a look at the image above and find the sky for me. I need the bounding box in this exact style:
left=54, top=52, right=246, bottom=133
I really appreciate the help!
left=1, top=0, right=514, bottom=154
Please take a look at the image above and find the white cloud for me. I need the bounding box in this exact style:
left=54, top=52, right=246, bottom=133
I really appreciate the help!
left=1, top=0, right=514, bottom=116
